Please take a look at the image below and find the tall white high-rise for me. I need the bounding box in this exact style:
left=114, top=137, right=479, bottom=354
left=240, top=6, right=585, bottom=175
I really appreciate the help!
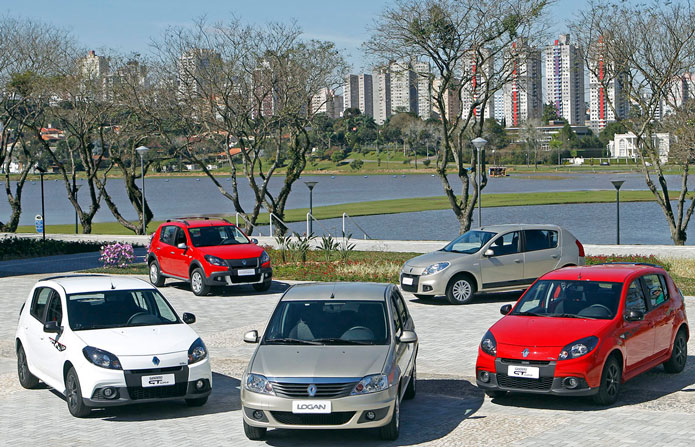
left=345, top=74, right=374, bottom=117
left=413, top=61, right=432, bottom=119
left=589, top=37, right=629, bottom=130
left=311, top=88, right=341, bottom=119
left=432, top=77, right=461, bottom=122
left=343, top=75, right=359, bottom=111
left=389, top=61, right=417, bottom=114
left=372, top=66, right=391, bottom=125
left=660, top=73, right=695, bottom=118
left=544, top=34, right=585, bottom=125
left=79, top=50, right=110, bottom=80
left=503, top=40, right=542, bottom=127
left=179, top=48, right=222, bottom=99
left=460, top=49, right=495, bottom=120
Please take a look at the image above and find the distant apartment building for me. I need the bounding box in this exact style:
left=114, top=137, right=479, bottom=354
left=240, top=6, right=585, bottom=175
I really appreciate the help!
left=608, top=132, right=670, bottom=163
left=372, top=66, right=391, bottom=125
left=103, top=59, right=148, bottom=101
left=413, top=61, right=432, bottom=119
left=503, top=40, right=542, bottom=127
left=659, top=73, right=695, bottom=118
left=460, top=49, right=495, bottom=120
left=343, top=74, right=373, bottom=117
left=588, top=37, right=628, bottom=131
left=432, top=77, right=461, bottom=122
left=178, top=48, right=221, bottom=99
left=389, top=60, right=417, bottom=114
left=311, top=88, right=342, bottom=119
left=79, top=50, right=109, bottom=80
left=544, top=34, right=585, bottom=125
left=252, top=60, right=278, bottom=117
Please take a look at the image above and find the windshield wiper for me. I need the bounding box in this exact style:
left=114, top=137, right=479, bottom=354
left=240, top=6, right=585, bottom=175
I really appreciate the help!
left=513, top=311, right=547, bottom=317
left=313, top=338, right=374, bottom=345
left=549, top=313, right=598, bottom=320
left=265, top=338, right=321, bottom=345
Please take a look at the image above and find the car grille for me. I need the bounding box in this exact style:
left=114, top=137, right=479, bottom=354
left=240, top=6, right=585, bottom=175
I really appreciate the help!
left=497, top=374, right=553, bottom=391
left=127, top=383, right=188, bottom=400
left=127, top=366, right=183, bottom=374
left=500, top=358, right=552, bottom=366
left=270, top=411, right=355, bottom=426
left=226, top=257, right=260, bottom=268
left=400, top=273, right=419, bottom=293
left=270, top=382, right=357, bottom=399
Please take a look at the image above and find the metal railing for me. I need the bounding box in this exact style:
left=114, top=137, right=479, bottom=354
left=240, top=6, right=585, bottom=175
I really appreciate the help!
left=342, top=213, right=371, bottom=240
left=269, top=213, right=301, bottom=237
left=235, top=212, right=254, bottom=231
left=306, top=212, right=333, bottom=237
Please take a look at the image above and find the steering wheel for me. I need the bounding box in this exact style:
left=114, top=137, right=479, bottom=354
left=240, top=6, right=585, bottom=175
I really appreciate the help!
left=341, top=326, right=374, bottom=340
left=578, top=304, right=612, bottom=317
left=126, top=312, right=151, bottom=326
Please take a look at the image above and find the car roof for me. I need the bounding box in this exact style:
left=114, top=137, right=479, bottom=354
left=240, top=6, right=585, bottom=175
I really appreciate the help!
left=38, top=275, right=155, bottom=295
left=541, top=264, right=667, bottom=283
left=477, top=224, right=562, bottom=233
left=160, top=217, right=233, bottom=228
left=281, top=282, right=391, bottom=302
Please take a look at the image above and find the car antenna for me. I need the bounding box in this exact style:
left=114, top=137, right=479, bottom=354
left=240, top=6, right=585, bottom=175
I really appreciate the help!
left=330, top=283, right=336, bottom=299
left=111, top=280, right=116, bottom=289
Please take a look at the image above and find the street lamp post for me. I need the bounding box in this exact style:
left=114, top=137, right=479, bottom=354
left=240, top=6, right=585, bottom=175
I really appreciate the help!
left=304, top=181, right=318, bottom=235
left=135, top=146, right=150, bottom=235
left=36, top=165, right=46, bottom=242
left=471, top=137, right=488, bottom=227
left=611, top=180, right=625, bottom=245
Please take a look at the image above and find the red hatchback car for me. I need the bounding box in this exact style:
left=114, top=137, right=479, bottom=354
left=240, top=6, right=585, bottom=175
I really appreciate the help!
left=476, top=263, right=689, bottom=405
left=147, top=218, right=272, bottom=296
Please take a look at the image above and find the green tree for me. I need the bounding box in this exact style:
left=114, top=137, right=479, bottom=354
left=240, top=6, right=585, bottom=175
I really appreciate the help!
left=598, top=120, right=628, bottom=146
left=542, top=103, right=561, bottom=124
left=349, top=158, right=364, bottom=170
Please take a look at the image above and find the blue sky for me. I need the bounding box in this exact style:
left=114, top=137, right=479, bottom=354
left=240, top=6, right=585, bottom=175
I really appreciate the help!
left=3, top=0, right=586, bottom=71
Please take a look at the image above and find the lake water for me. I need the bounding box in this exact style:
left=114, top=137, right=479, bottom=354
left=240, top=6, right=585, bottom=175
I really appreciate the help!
left=3, top=172, right=693, bottom=245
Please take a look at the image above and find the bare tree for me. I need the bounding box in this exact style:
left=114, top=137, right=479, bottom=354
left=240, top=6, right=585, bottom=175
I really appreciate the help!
left=572, top=0, right=695, bottom=245
left=365, top=0, right=552, bottom=233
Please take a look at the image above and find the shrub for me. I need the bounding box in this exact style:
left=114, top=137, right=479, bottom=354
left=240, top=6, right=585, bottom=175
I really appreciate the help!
left=99, top=242, right=136, bottom=268
left=349, top=159, right=364, bottom=170
left=422, top=159, right=431, bottom=167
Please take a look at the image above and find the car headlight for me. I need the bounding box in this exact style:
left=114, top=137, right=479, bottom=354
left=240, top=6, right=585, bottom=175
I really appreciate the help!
left=480, top=330, right=497, bottom=356
left=422, top=262, right=450, bottom=276
left=204, top=254, right=227, bottom=266
left=83, top=346, right=122, bottom=370
left=188, top=337, right=208, bottom=364
left=351, top=374, right=391, bottom=395
left=558, top=336, right=599, bottom=360
left=260, top=250, right=270, bottom=264
left=245, top=373, right=275, bottom=395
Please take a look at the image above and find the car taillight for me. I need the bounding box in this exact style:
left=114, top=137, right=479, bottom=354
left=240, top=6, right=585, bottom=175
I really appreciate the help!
left=575, top=239, right=585, bottom=257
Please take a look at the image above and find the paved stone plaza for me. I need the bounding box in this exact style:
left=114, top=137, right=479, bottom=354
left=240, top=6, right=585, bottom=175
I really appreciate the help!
left=1, top=274, right=694, bottom=446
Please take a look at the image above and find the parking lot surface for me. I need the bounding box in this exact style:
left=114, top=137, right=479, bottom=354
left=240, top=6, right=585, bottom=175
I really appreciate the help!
left=1, top=274, right=694, bottom=446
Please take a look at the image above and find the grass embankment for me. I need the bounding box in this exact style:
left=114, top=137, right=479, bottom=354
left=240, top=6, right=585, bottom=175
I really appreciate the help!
left=83, top=250, right=695, bottom=296
left=15, top=189, right=675, bottom=235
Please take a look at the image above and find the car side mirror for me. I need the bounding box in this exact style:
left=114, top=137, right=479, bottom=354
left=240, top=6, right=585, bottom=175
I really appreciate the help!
left=251, top=238, right=259, bottom=244
left=43, top=321, right=60, bottom=333
left=244, top=330, right=259, bottom=343
left=625, top=310, right=644, bottom=322
left=500, top=304, right=513, bottom=315
left=182, top=312, right=196, bottom=324
left=398, top=330, right=418, bottom=344
left=484, top=249, right=494, bottom=257
left=177, top=242, right=187, bottom=250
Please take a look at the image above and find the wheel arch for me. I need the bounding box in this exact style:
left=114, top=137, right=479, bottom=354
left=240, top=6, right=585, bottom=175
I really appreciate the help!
left=605, top=348, right=624, bottom=377
left=189, top=260, right=205, bottom=277
left=63, top=360, right=75, bottom=383
left=447, top=271, right=479, bottom=292
left=147, top=253, right=158, bottom=265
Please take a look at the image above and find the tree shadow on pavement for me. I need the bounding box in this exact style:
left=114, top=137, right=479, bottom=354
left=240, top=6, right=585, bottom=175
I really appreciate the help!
left=489, top=355, right=695, bottom=411
left=409, top=290, right=523, bottom=306
left=166, top=280, right=291, bottom=296
left=264, top=378, right=484, bottom=446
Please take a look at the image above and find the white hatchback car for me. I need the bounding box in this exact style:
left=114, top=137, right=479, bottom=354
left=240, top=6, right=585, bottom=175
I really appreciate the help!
left=15, top=275, right=212, bottom=417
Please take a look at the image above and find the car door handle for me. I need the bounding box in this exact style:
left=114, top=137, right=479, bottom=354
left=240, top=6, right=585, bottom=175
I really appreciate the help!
left=551, top=255, right=558, bottom=259
left=514, top=259, right=522, bottom=263
left=156, top=247, right=161, bottom=250
left=170, top=251, right=175, bottom=255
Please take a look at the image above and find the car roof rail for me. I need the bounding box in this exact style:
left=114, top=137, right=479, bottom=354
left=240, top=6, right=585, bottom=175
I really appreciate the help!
left=40, top=274, right=107, bottom=281
left=597, top=262, right=665, bottom=269
left=167, top=216, right=232, bottom=225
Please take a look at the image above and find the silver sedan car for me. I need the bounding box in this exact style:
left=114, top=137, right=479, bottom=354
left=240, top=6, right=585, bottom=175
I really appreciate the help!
left=400, top=224, right=585, bottom=304
left=240, top=282, right=417, bottom=441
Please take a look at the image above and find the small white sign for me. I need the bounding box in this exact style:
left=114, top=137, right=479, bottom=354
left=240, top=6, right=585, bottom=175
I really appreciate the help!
left=141, top=374, right=175, bottom=387
left=508, top=365, right=540, bottom=379
left=402, top=277, right=413, bottom=285
left=292, top=400, right=332, bottom=414
left=237, top=268, right=255, bottom=276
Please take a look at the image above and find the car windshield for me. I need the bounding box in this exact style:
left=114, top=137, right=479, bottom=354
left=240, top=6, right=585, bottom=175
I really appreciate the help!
left=442, top=230, right=495, bottom=254
left=188, top=225, right=249, bottom=247
left=263, top=300, right=389, bottom=345
left=67, top=289, right=180, bottom=330
left=511, top=280, right=623, bottom=320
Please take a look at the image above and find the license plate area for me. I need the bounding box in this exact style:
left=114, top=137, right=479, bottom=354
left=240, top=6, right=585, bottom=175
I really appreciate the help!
left=507, top=365, right=539, bottom=379
left=141, top=373, right=175, bottom=387
left=402, top=277, right=413, bottom=285
left=292, top=400, right=332, bottom=414
left=237, top=268, right=255, bottom=276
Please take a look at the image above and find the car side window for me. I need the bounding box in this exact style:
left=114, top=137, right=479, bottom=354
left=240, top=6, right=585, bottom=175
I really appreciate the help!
left=390, top=295, right=403, bottom=335
left=159, top=225, right=178, bottom=246
left=625, top=280, right=647, bottom=314
left=643, top=274, right=669, bottom=308
left=523, top=230, right=558, bottom=252
left=44, top=293, right=63, bottom=326
left=489, top=231, right=520, bottom=256
left=30, top=287, right=54, bottom=322
left=392, top=290, right=409, bottom=326
left=175, top=228, right=188, bottom=246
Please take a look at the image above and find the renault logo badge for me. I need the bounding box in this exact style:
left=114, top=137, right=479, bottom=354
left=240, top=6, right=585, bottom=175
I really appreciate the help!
left=242, top=259, right=247, bottom=266
left=522, top=349, right=529, bottom=358
left=307, top=384, right=317, bottom=397
left=152, top=356, right=160, bottom=366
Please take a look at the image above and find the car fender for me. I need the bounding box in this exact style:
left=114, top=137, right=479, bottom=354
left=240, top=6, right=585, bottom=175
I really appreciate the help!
left=189, top=260, right=206, bottom=278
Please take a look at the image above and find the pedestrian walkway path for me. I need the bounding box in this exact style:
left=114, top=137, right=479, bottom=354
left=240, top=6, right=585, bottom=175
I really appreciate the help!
left=0, top=247, right=148, bottom=277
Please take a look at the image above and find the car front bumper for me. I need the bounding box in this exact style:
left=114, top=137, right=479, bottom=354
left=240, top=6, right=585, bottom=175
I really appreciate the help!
left=205, top=267, right=272, bottom=286
left=400, top=271, right=449, bottom=296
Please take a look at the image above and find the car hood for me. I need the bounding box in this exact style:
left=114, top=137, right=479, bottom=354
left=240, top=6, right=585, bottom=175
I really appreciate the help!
left=194, top=244, right=264, bottom=260
left=490, top=315, right=614, bottom=348
left=74, top=324, right=199, bottom=356
left=403, top=250, right=469, bottom=270
left=251, top=345, right=390, bottom=378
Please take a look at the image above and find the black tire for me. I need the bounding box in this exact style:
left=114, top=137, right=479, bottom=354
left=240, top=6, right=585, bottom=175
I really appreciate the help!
left=252, top=279, right=272, bottom=292
left=592, top=355, right=621, bottom=406
left=413, top=294, right=433, bottom=300
left=148, top=260, right=166, bottom=287
left=485, top=390, right=508, bottom=399
left=185, top=396, right=208, bottom=407
left=243, top=420, right=267, bottom=441
left=663, top=329, right=688, bottom=373
left=190, top=268, right=210, bottom=296
left=65, top=367, right=91, bottom=418
left=16, top=344, right=39, bottom=389
left=379, top=395, right=400, bottom=441
left=446, top=274, right=477, bottom=305
left=404, top=362, right=416, bottom=400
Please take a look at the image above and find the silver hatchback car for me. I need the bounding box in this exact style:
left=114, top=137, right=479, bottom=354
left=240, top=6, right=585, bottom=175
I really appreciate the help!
left=241, top=282, right=417, bottom=441
left=400, top=224, right=585, bottom=304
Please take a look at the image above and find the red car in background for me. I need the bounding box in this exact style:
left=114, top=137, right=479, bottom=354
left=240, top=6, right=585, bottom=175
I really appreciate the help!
left=476, top=263, right=689, bottom=405
left=147, top=217, right=272, bottom=296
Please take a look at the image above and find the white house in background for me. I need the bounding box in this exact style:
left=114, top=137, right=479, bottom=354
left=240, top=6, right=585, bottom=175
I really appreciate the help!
left=608, top=132, right=670, bottom=163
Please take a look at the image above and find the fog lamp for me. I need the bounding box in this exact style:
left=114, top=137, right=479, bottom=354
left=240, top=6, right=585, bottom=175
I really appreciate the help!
left=478, top=370, right=490, bottom=383
left=365, top=411, right=376, bottom=421
left=253, top=410, right=264, bottom=420
left=563, top=377, right=579, bottom=389
left=196, top=379, right=205, bottom=390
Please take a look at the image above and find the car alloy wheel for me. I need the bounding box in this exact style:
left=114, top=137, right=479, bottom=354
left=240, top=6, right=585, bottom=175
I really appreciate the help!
left=452, top=281, right=471, bottom=300
left=447, top=275, right=476, bottom=305
left=65, top=367, right=90, bottom=417
left=190, top=268, right=210, bottom=296
left=604, top=362, right=620, bottom=397
left=17, top=345, right=39, bottom=389
left=149, top=262, right=165, bottom=287
left=593, top=356, right=621, bottom=405
left=664, top=330, right=688, bottom=373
